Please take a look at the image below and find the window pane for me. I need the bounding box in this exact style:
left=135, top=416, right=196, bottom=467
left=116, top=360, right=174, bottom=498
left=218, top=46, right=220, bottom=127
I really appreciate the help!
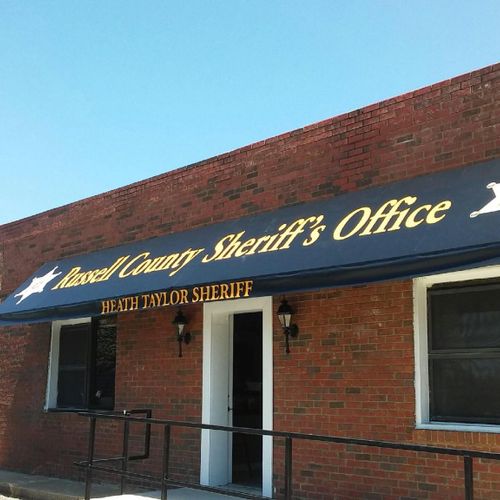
left=57, top=324, right=90, bottom=408
left=54, top=319, right=116, bottom=410
left=430, top=357, right=500, bottom=424
left=58, top=369, right=87, bottom=408
left=59, top=324, right=90, bottom=365
left=430, top=285, right=500, bottom=350
left=90, top=317, right=116, bottom=410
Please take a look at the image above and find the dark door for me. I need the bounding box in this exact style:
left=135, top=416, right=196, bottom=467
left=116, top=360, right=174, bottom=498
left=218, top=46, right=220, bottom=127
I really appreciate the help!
left=231, top=312, right=263, bottom=487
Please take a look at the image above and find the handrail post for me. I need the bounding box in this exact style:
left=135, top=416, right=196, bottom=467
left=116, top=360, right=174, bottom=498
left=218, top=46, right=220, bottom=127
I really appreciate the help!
left=161, top=424, right=171, bottom=500
left=120, top=418, right=130, bottom=495
left=84, top=416, right=96, bottom=500
left=144, top=409, right=152, bottom=459
left=464, top=455, right=473, bottom=500
left=284, top=435, right=293, bottom=500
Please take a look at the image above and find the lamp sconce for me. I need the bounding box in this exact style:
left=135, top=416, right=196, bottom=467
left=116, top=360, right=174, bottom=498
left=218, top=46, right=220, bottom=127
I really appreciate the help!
left=277, top=298, right=299, bottom=354
left=172, top=309, right=191, bottom=357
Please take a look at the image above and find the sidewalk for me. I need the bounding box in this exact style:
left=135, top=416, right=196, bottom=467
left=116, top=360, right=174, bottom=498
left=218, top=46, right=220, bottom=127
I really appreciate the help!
left=0, top=470, right=244, bottom=500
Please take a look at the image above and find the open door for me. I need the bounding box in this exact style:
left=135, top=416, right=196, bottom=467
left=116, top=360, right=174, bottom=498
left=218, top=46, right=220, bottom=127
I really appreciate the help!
left=201, top=297, right=273, bottom=498
left=229, top=312, right=263, bottom=487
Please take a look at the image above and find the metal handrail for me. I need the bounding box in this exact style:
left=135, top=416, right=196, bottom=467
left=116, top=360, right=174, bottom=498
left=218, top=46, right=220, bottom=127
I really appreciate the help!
left=76, top=410, right=500, bottom=499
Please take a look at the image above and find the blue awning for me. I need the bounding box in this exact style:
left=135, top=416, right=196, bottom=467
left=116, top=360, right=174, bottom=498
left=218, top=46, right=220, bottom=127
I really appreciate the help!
left=2, top=158, right=500, bottom=324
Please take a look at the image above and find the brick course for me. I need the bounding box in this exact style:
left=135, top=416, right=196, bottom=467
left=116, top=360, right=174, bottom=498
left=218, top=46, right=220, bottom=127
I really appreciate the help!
left=0, top=63, right=499, bottom=498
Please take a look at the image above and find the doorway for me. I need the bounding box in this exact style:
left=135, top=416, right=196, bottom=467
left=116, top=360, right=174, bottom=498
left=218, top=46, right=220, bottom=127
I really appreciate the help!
left=230, top=312, right=262, bottom=486
left=201, top=297, right=273, bottom=498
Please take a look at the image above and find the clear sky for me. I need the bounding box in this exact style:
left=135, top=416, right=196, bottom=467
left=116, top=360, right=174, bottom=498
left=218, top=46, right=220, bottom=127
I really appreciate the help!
left=1, top=1, right=499, bottom=225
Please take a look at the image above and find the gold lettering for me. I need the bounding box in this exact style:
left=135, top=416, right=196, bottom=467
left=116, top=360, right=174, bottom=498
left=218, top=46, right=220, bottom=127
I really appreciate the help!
left=179, top=289, right=189, bottom=304
left=141, top=294, right=151, bottom=308
left=244, top=280, right=253, bottom=297
left=91, top=268, right=108, bottom=282
left=79, top=271, right=95, bottom=285
left=333, top=207, right=371, bottom=240
left=190, top=285, right=212, bottom=302
left=119, top=252, right=151, bottom=278
left=130, top=296, right=139, bottom=310
left=405, top=205, right=431, bottom=228
left=199, top=286, right=212, bottom=302
left=259, top=234, right=281, bottom=252
left=235, top=281, right=245, bottom=297
left=219, top=283, right=230, bottom=300
left=169, top=248, right=205, bottom=276
left=52, top=267, right=81, bottom=290
left=426, top=200, right=452, bottom=224
left=101, top=300, right=115, bottom=314
left=235, top=238, right=257, bottom=257
left=156, top=254, right=180, bottom=271
left=98, top=256, right=130, bottom=282
left=143, top=256, right=170, bottom=273
left=361, top=197, right=420, bottom=235
left=210, top=284, right=220, bottom=301
left=202, top=232, right=246, bottom=263
left=303, top=215, right=326, bottom=246
left=100, top=281, right=251, bottom=312
left=359, top=200, right=398, bottom=236
left=55, top=256, right=131, bottom=289
left=333, top=196, right=450, bottom=240
left=385, top=196, right=417, bottom=232
left=131, top=259, right=152, bottom=276
left=148, top=293, right=158, bottom=308
left=70, top=272, right=87, bottom=287
left=245, top=235, right=272, bottom=255
left=169, top=290, right=181, bottom=305
left=267, top=219, right=308, bottom=251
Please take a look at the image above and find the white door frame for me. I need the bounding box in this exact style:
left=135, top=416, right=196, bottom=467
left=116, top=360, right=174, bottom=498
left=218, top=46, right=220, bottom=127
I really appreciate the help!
left=200, top=296, right=273, bottom=497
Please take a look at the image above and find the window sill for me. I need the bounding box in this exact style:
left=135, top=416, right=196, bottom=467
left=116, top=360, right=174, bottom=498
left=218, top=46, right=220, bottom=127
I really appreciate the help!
left=416, top=422, right=500, bottom=434
left=44, top=407, right=115, bottom=414
left=44, top=407, right=87, bottom=413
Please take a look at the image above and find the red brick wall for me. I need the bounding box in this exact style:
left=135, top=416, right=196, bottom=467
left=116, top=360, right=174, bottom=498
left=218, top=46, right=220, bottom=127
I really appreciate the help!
left=0, top=64, right=499, bottom=498
left=272, top=287, right=500, bottom=499
left=115, top=305, right=203, bottom=483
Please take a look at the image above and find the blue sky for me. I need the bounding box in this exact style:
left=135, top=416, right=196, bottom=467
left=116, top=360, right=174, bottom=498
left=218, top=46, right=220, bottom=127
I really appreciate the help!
left=1, top=1, right=499, bottom=225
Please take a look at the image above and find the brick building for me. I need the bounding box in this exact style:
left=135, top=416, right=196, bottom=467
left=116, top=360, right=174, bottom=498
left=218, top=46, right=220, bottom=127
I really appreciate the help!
left=0, top=63, right=499, bottom=499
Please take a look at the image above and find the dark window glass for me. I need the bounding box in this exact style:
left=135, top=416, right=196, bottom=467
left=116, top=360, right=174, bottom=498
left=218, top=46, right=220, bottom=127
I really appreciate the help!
left=56, top=317, right=116, bottom=410
left=58, top=370, right=87, bottom=408
left=59, top=325, right=89, bottom=365
left=430, top=357, right=500, bottom=423
left=428, top=281, right=500, bottom=425
left=57, top=324, right=90, bottom=408
left=430, top=285, right=500, bottom=350
left=90, top=317, right=117, bottom=410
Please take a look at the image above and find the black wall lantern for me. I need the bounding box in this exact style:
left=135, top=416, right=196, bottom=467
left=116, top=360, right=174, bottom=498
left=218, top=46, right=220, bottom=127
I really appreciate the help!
left=277, top=298, right=299, bottom=354
left=172, top=309, right=191, bottom=357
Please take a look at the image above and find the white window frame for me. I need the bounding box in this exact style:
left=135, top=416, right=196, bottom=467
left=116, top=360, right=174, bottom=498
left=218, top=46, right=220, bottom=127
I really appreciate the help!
left=414, top=264, right=500, bottom=433
left=45, top=317, right=91, bottom=410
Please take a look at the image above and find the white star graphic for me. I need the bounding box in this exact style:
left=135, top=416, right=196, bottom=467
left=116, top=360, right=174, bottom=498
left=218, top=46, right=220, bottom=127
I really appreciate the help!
left=14, top=266, right=62, bottom=304
left=470, top=182, right=500, bottom=218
